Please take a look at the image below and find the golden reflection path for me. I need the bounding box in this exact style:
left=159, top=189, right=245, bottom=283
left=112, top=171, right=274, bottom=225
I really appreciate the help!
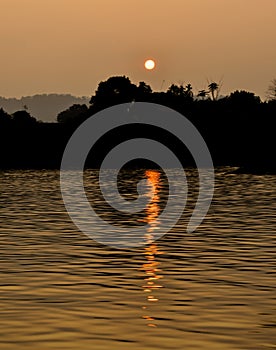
left=141, top=170, right=164, bottom=328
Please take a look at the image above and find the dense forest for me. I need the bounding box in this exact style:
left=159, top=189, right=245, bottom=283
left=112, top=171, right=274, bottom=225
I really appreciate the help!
left=0, top=76, right=275, bottom=173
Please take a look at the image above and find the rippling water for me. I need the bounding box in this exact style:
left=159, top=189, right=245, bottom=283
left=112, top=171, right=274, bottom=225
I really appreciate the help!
left=0, top=168, right=275, bottom=349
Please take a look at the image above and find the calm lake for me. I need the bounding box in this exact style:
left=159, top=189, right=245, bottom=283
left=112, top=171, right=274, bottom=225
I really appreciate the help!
left=0, top=168, right=275, bottom=350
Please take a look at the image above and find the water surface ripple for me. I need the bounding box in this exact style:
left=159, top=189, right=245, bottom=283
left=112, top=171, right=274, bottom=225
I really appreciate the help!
left=0, top=169, right=275, bottom=349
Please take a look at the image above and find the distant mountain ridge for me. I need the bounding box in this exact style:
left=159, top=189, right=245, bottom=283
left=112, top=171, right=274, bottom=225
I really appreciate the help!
left=0, top=94, right=89, bottom=122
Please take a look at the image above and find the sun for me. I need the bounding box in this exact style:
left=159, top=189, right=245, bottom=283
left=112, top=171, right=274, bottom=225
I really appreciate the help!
left=144, top=59, right=155, bottom=70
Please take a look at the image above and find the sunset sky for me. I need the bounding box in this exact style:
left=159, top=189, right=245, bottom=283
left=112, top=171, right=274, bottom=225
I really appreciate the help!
left=1, top=0, right=275, bottom=99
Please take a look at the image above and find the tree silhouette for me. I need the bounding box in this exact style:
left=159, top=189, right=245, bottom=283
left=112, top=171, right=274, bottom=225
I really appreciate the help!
left=12, top=110, right=37, bottom=125
left=137, top=81, right=152, bottom=95
left=228, top=90, right=261, bottom=107
left=208, top=82, right=219, bottom=101
left=57, top=104, right=88, bottom=124
left=197, top=90, right=208, bottom=100
left=185, top=84, right=193, bottom=98
left=135, top=81, right=152, bottom=101
left=0, top=108, right=11, bottom=125
left=167, top=84, right=185, bottom=97
left=90, top=76, right=137, bottom=108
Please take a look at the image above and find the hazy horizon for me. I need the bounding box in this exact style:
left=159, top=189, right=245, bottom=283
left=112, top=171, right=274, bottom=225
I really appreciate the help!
left=1, top=0, right=276, bottom=99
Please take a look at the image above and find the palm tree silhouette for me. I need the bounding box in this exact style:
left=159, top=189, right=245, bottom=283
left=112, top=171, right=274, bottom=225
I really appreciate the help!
left=197, top=89, right=208, bottom=100
left=208, top=82, right=219, bottom=101
left=185, top=84, right=193, bottom=98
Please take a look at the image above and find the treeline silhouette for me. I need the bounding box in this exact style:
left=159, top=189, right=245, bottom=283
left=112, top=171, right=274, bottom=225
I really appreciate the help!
left=0, top=76, right=275, bottom=173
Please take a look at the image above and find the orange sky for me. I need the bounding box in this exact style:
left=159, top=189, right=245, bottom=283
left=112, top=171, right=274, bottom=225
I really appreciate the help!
left=1, top=0, right=275, bottom=98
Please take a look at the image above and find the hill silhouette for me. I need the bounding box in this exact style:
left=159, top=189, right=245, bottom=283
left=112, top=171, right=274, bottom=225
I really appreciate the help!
left=0, top=94, right=89, bottom=122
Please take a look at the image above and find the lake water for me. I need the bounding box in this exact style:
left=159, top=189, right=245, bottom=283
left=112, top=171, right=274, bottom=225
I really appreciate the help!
left=0, top=168, right=275, bottom=349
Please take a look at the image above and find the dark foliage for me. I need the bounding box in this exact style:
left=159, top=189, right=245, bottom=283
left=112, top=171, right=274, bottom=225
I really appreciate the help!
left=0, top=76, right=275, bottom=172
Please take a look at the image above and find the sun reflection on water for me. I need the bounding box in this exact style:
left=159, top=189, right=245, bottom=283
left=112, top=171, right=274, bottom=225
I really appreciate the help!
left=141, top=170, right=164, bottom=327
